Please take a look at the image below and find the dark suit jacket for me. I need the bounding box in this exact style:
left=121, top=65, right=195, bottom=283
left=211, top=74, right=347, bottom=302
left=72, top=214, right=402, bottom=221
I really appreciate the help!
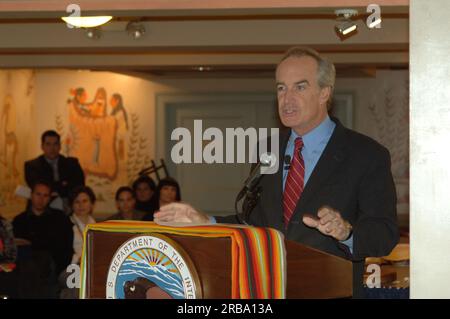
left=25, top=155, right=85, bottom=198
left=216, top=118, right=399, bottom=298
left=13, top=207, right=74, bottom=275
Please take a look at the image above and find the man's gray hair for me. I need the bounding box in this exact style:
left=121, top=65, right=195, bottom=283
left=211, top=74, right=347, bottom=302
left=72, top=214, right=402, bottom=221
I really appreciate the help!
left=278, top=46, right=336, bottom=108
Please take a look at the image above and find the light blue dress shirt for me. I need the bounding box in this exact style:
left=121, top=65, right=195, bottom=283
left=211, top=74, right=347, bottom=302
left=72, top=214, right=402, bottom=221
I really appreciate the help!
left=282, top=115, right=335, bottom=192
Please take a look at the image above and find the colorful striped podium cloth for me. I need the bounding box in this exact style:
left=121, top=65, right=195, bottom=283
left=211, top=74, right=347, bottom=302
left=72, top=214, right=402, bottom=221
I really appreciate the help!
left=0, top=263, right=16, bottom=272
left=80, top=221, right=286, bottom=299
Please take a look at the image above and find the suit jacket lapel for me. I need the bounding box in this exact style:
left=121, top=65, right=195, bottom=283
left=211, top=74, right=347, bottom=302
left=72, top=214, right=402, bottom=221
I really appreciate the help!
left=293, top=118, right=347, bottom=217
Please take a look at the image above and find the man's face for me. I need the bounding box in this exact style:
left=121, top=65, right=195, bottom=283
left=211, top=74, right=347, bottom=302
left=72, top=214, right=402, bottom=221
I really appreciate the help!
left=31, top=184, right=51, bottom=213
left=276, top=56, right=331, bottom=136
left=41, top=136, right=61, bottom=160
left=116, top=191, right=136, bottom=215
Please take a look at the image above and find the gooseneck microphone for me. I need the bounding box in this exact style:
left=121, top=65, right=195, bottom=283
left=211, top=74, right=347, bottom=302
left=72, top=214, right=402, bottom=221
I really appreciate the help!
left=235, top=154, right=273, bottom=202
left=235, top=153, right=274, bottom=224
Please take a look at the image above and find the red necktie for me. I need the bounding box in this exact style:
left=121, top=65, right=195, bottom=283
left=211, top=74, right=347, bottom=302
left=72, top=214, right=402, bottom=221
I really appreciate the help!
left=283, top=137, right=305, bottom=226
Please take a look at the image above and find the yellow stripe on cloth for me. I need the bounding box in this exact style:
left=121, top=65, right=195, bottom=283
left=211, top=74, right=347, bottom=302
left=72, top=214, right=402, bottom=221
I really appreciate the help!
left=79, top=220, right=286, bottom=299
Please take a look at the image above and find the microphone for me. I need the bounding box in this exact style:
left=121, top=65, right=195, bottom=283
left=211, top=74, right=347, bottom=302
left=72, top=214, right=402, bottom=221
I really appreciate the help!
left=235, top=153, right=273, bottom=203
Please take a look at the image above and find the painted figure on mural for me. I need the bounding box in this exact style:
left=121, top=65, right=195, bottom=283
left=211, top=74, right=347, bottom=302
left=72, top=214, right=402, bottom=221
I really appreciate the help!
left=110, top=93, right=130, bottom=188
left=68, top=88, right=89, bottom=115
left=86, top=87, right=108, bottom=118
left=66, top=88, right=116, bottom=179
left=64, top=87, right=133, bottom=187
left=110, top=93, right=129, bottom=161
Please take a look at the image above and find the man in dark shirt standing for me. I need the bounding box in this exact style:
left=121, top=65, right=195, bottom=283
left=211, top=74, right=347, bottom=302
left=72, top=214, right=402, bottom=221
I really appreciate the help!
left=13, top=181, right=73, bottom=298
left=24, top=130, right=85, bottom=214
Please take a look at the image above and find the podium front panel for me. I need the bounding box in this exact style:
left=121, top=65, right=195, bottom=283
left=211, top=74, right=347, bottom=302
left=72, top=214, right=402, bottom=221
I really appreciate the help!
left=85, top=230, right=232, bottom=299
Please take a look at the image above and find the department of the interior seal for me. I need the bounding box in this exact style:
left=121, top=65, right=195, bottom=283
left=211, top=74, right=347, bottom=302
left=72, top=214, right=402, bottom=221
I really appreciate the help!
left=106, top=234, right=200, bottom=299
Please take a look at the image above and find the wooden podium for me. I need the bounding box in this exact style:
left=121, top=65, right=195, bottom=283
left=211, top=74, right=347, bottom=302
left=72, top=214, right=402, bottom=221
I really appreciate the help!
left=83, top=224, right=352, bottom=299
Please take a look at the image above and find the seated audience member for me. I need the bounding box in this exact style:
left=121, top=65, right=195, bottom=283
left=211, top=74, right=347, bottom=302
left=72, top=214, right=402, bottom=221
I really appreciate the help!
left=24, top=130, right=85, bottom=213
left=0, top=215, right=18, bottom=298
left=132, top=175, right=156, bottom=214
left=0, top=215, right=17, bottom=266
left=68, top=186, right=96, bottom=265
left=107, top=187, right=145, bottom=221
left=13, top=181, right=73, bottom=298
left=142, top=177, right=181, bottom=221
left=60, top=185, right=96, bottom=299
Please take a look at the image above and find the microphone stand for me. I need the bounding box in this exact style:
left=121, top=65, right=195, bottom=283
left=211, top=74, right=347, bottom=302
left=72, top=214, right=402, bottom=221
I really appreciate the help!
left=234, top=185, right=262, bottom=225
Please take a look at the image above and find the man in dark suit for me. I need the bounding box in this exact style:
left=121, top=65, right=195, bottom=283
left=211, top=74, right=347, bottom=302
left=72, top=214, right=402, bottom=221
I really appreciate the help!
left=25, top=130, right=85, bottom=212
left=154, top=47, right=399, bottom=298
left=13, top=181, right=74, bottom=298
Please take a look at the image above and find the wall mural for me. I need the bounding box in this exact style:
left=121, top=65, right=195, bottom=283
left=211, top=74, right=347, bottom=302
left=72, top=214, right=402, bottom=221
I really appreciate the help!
left=56, top=87, right=151, bottom=213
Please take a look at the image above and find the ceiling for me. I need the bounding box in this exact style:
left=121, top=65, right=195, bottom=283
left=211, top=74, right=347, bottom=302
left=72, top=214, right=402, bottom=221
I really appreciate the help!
left=0, top=0, right=409, bottom=77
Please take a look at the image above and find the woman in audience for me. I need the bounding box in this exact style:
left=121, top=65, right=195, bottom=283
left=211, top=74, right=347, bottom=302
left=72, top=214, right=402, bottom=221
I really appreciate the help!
left=143, top=177, right=181, bottom=221
left=132, top=175, right=156, bottom=214
left=107, top=187, right=146, bottom=221
left=60, top=186, right=96, bottom=299
left=69, top=186, right=97, bottom=265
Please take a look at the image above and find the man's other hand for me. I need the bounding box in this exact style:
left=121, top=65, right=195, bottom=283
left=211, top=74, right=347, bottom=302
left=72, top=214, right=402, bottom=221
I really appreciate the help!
left=154, top=202, right=211, bottom=224
left=302, top=205, right=352, bottom=241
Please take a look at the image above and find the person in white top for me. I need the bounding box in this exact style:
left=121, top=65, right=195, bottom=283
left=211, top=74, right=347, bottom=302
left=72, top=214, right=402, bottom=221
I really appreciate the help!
left=68, top=186, right=96, bottom=265
left=59, top=185, right=97, bottom=298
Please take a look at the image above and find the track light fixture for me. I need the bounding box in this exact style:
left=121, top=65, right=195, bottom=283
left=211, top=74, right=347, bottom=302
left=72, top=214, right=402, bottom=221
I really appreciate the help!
left=126, top=21, right=146, bottom=39
left=335, top=9, right=358, bottom=38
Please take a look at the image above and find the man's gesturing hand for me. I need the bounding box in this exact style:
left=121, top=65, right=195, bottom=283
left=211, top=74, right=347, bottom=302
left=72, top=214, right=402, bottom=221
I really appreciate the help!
left=302, top=206, right=352, bottom=241
left=154, top=202, right=211, bottom=224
